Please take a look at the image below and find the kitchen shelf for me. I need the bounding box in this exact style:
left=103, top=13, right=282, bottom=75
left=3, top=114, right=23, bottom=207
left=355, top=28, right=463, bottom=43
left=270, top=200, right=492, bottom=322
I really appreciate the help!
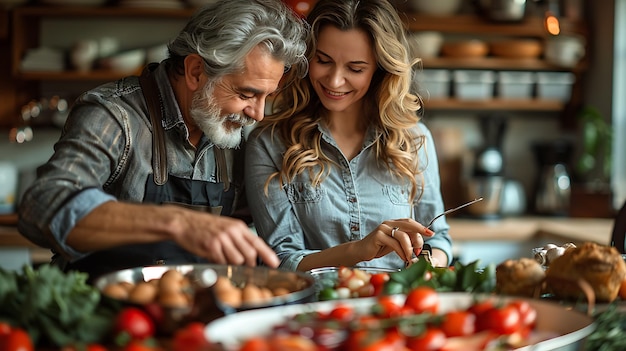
left=10, top=6, right=194, bottom=77
left=402, top=14, right=588, bottom=38
left=12, top=6, right=194, bottom=18
left=16, top=69, right=136, bottom=81
left=5, top=7, right=589, bottom=118
left=422, top=98, right=565, bottom=112
left=399, top=14, right=589, bottom=114
left=422, top=57, right=585, bottom=72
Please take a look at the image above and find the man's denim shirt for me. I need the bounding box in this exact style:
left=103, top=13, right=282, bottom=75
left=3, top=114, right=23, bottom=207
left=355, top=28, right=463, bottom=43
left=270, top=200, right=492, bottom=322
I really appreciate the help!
left=245, top=122, right=453, bottom=271
left=18, top=63, right=232, bottom=263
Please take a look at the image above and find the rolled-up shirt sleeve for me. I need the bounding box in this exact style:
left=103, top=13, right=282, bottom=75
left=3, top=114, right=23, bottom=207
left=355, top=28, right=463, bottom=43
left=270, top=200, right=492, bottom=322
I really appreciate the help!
left=17, top=92, right=128, bottom=261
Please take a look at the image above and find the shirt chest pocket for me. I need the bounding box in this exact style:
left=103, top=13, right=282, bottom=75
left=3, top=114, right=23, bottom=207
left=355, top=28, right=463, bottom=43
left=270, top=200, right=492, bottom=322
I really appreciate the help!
left=287, top=182, right=323, bottom=204
left=382, top=184, right=412, bottom=205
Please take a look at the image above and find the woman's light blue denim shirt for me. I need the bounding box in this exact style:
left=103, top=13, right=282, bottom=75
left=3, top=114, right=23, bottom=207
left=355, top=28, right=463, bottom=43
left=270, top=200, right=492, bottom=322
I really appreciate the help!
left=245, top=122, right=453, bottom=271
left=18, top=63, right=234, bottom=264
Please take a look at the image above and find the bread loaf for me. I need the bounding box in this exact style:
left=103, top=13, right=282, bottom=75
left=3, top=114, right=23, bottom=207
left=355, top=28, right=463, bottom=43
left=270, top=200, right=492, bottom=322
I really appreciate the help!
left=545, top=242, right=626, bottom=302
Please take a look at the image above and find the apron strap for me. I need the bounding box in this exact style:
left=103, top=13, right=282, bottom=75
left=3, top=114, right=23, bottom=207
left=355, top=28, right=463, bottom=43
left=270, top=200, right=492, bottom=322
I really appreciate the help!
left=214, top=147, right=230, bottom=192
left=139, top=65, right=168, bottom=186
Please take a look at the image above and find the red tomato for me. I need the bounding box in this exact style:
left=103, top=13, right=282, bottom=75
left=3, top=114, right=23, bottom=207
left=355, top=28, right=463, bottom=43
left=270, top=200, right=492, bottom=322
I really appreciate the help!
left=238, top=337, right=270, bottom=351
left=466, top=299, right=495, bottom=332
left=372, top=295, right=402, bottom=318
left=120, top=340, right=161, bottom=351
left=349, top=329, right=404, bottom=351
left=440, top=310, right=476, bottom=337
left=0, top=322, right=11, bottom=336
left=405, top=327, right=446, bottom=351
left=62, top=344, right=109, bottom=351
left=404, top=286, right=439, bottom=314
left=509, top=300, right=537, bottom=328
left=172, top=322, right=211, bottom=351
left=114, top=307, right=156, bottom=340
left=328, top=304, right=355, bottom=322
left=86, top=345, right=108, bottom=351
left=370, top=273, right=390, bottom=295
left=483, top=304, right=520, bottom=335
left=467, top=299, right=495, bottom=317
left=1, top=328, right=34, bottom=351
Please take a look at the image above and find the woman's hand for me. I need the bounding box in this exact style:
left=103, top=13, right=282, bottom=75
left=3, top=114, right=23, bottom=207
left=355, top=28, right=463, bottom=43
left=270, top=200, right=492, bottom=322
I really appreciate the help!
left=356, top=218, right=434, bottom=264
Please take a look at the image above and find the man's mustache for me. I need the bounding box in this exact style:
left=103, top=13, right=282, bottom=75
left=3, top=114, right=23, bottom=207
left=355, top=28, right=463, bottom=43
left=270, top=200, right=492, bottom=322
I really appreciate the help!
left=225, top=113, right=256, bottom=127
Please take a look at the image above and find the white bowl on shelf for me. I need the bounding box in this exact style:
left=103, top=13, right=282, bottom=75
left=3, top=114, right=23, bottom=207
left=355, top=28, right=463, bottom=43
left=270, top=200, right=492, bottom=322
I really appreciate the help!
left=99, top=49, right=146, bottom=74
left=409, top=31, right=444, bottom=58
left=408, top=0, right=462, bottom=16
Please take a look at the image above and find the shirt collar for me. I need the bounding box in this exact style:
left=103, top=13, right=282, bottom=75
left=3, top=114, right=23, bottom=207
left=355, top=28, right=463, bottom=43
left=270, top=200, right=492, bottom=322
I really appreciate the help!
left=152, top=63, right=186, bottom=132
left=317, top=120, right=381, bottom=149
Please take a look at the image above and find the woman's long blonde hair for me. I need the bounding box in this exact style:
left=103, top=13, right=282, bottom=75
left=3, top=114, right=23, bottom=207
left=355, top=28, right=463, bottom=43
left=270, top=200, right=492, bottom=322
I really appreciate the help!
left=260, top=0, right=426, bottom=203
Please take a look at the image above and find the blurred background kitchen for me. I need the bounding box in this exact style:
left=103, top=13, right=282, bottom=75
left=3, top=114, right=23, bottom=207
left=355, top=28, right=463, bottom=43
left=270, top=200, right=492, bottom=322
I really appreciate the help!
left=1, top=0, right=625, bottom=269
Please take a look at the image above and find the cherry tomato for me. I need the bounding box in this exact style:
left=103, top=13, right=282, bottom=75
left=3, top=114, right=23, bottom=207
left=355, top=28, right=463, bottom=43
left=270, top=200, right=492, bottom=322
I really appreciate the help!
left=238, top=337, right=270, bottom=351
left=467, top=299, right=494, bottom=314
left=405, top=327, right=446, bottom=351
left=509, top=300, right=537, bottom=328
left=466, top=299, right=495, bottom=332
left=172, top=322, right=211, bottom=351
left=120, top=340, right=161, bottom=351
left=372, top=295, right=403, bottom=318
left=0, top=322, right=11, bottom=336
left=483, top=304, right=520, bottom=335
left=370, top=273, right=390, bottom=295
left=62, top=344, right=109, bottom=351
left=114, top=307, right=156, bottom=340
left=440, top=311, right=475, bottom=337
left=1, top=328, right=34, bottom=351
left=348, top=329, right=404, bottom=351
left=328, top=304, right=354, bottom=322
left=404, top=286, right=439, bottom=314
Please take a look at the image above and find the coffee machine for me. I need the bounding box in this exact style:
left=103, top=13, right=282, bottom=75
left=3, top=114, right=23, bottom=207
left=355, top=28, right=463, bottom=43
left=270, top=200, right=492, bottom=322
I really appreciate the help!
left=532, top=139, right=572, bottom=216
left=465, top=115, right=508, bottom=218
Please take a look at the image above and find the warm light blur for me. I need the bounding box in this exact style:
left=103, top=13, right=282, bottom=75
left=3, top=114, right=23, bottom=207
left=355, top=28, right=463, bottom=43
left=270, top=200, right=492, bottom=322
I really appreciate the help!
left=545, top=14, right=561, bottom=35
left=283, top=0, right=316, bottom=18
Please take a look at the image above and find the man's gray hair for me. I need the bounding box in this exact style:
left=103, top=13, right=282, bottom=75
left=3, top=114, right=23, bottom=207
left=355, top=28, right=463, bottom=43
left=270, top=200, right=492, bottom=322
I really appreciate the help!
left=167, top=0, right=308, bottom=80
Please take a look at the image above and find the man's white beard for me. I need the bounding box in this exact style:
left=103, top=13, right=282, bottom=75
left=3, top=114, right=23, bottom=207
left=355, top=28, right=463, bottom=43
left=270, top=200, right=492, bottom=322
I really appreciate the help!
left=189, top=82, right=256, bottom=149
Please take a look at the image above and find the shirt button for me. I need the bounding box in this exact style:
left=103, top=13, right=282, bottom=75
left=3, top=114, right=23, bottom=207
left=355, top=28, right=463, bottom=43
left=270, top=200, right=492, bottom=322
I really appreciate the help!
left=349, top=197, right=357, bottom=203
left=351, top=225, right=359, bottom=231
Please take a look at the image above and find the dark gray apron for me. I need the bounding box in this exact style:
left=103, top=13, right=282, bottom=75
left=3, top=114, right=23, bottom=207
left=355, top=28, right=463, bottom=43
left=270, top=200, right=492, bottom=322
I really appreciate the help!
left=66, top=65, right=244, bottom=281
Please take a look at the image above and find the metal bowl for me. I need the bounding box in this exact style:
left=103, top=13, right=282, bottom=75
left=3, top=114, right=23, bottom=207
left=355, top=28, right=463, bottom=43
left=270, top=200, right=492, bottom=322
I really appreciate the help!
left=94, top=264, right=316, bottom=334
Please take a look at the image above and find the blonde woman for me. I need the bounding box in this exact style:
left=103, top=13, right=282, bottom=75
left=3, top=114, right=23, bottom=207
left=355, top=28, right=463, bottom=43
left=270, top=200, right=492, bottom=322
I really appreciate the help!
left=245, top=0, right=452, bottom=271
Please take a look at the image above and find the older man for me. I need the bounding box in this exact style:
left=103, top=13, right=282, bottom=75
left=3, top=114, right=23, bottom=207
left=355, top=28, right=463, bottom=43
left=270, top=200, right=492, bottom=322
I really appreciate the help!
left=18, top=0, right=308, bottom=280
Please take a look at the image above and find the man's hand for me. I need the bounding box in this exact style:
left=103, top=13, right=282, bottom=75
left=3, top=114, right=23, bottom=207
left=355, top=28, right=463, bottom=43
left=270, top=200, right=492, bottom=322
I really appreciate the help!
left=174, top=210, right=279, bottom=268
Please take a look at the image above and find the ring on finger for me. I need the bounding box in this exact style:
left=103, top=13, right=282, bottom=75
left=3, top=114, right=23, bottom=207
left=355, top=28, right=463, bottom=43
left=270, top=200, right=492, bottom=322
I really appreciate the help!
left=391, top=226, right=400, bottom=238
